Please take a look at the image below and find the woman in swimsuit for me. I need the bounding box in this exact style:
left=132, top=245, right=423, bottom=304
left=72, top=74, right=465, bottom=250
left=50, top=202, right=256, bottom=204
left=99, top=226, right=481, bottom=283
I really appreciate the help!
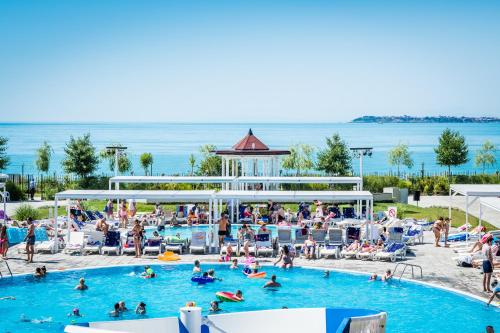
left=132, top=219, right=142, bottom=258
left=119, top=202, right=128, bottom=228
left=274, top=245, right=294, bottom=268
left=105, top=199, right=114, bottom=220
left=432, top=217, right=445, bottom=247
left=0, top=225, right=9, bottom=259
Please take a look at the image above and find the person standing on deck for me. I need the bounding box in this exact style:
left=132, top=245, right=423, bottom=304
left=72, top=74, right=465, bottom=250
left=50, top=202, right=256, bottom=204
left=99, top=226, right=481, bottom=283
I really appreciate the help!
left=218, top=215, right=228, bottom=248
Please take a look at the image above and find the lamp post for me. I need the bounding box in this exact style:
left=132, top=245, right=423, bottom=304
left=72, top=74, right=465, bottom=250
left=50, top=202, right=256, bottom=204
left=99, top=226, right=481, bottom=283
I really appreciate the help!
left=350, top=147, right=373, bottom=191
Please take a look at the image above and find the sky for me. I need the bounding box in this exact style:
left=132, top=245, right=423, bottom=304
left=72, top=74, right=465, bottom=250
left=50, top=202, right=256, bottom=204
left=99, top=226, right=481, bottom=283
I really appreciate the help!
left=1, top=0, right=500, bottom=123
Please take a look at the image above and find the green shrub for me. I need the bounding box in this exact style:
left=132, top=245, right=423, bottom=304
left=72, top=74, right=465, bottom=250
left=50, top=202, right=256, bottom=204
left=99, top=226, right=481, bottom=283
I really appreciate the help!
left=14, top=204, right=40, bottom=221
left=6, top=181, right=26, bottom=201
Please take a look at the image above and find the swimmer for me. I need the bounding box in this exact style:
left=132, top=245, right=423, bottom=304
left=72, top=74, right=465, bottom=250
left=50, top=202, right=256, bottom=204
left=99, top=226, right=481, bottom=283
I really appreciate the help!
left=68, top=308, right=82, bottom=317
left=109, top=303, right=121, bottom=317
left=118, top=301, right=128, bottom=312
left=235, top=290, right=243, bottom=300
left=75, top=278, right=88, bottom=290
left=186, top=301, right=196, bottom=307
left=263, top=274, right=282, bottom=289
left=34, top=267, right=44, bottom=278
left=251, top=260, right=261, bottom=273
left=20, top=314, right=52, bottom=324
left=0, top=296, right=16, bottom=300
left=209, top=300, right=221, bottom=312
left=143, top=266, right=156, bottom=278
left=382, top=269, right=393, bottom=282
left=41, top=266, right=47, bottom=276
left=207, top=269, right=222, bottom=281
left=135, top=302, right=147, bottom=315
left=230, top=258, right=238, bottom=269
left=324, top=270, right=330, bottom=278
left=369, top=274, right=378, bottom=281
left=193, top=260, right=201, bottom=274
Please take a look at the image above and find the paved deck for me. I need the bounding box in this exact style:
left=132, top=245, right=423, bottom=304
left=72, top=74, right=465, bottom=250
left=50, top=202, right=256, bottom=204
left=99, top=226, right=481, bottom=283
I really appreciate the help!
left=1, top=231, right=497, bottom=303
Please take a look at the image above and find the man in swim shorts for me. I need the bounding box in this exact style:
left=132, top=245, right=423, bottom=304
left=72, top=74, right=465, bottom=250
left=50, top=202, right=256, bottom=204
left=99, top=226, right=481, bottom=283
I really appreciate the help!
left=25, top=217, right=35, bottom=263
left=218, top=215, right=228, bottom=248
left=263, top=274, right=281, bottom=288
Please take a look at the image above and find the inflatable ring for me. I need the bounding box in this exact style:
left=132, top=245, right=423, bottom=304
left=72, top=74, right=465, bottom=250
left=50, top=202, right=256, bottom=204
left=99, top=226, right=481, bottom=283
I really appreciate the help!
left=191, top=276, right=214, bottom=284
left=158, top=251, right=180, bottom=261
left=216, top=291, right=243, bottom=303
left=246, top=272, right=266, bottom=279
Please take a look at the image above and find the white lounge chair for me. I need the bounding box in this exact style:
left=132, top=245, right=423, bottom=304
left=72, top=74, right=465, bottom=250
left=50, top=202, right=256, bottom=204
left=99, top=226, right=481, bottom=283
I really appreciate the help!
left=256, top=232, right=274, bottom=257
left=190, top=231, right=207, bottom=254
left=294, top=228, right=309, bottom=250
left=374, top=243, right=406, bottom=262
left=277, top=227, right=292, bottom=249
left=143, top=238, right=163, bottom=255
left=35, top=238, right=58, bottom=254
left=320, top=228, right=343, bottom=258
left=64, top=232, right=85, bottom=255
left=82, top=231, right=104, bottom=255
left=101, top=231, right=121, bottom=255
left=121, top=232, right=140, bottom=256
left=221, top=237, right=239, bottom=257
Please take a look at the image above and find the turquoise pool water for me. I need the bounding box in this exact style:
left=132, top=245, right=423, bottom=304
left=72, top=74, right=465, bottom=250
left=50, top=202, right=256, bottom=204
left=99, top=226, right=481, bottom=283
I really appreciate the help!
left=146, top=224, right=299, bottom=239
left=0, top=264, right=498, bottom=333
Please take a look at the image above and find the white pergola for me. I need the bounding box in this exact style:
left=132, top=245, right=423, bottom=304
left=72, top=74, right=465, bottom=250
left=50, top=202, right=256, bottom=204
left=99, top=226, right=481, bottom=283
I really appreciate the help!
left=109, top=176, right=237, bottom=189
left=54, top=189, right=374, bottom=251
left=0, top=173, right=7, bottom=224
left=479, top=197, right=500, bottom=229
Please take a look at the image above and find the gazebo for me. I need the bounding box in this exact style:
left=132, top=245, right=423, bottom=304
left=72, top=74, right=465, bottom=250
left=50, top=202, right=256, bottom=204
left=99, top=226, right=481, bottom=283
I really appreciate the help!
left=213, top=129, right=290, bottom=189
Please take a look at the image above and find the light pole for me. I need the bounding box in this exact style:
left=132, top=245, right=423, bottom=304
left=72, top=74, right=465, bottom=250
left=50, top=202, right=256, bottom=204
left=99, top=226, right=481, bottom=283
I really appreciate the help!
left=350, top=147, right=373, bottom=191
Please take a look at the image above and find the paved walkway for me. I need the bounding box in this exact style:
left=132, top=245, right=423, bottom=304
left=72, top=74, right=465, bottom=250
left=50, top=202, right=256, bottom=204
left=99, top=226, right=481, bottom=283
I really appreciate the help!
left=1, top=231, right=497, bottom=303
left=408, top=195, right=500, bottom=229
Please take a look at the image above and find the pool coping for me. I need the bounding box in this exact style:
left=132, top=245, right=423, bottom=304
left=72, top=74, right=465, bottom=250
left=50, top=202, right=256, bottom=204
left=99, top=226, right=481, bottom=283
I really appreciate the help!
left=5, top=261, right=499, bottom=308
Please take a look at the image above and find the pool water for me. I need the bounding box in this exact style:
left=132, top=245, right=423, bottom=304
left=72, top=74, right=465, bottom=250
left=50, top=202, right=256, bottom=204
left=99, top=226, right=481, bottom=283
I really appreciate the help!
left=0, top=264, right=498, bottom=333
left=146, top=224, right=299, bottom=239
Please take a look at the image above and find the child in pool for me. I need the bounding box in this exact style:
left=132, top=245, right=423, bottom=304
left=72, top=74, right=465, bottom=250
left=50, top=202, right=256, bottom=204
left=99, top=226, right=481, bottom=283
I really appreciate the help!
left=193, top=260, right=201, bottom=275
left=68, top=308, right=82, bottom=317
left=230, top=259, right=238, bottom=269
left=207, top=269, right=222, bottom=281
left=369, top=274, right=378, bottom=281
left=143, top=266, right=156, bottom=278
left=209, top=301, right=221, bottom=312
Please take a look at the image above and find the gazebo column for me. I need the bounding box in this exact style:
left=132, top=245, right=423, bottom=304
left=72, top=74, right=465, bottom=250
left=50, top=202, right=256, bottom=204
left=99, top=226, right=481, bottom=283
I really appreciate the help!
left=225, top=158, right=230, bottom=190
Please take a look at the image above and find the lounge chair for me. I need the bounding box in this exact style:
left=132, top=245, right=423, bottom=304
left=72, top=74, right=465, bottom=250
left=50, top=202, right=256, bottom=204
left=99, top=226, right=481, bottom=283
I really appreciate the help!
left=388, top=227, right=404, bottom=243
left=340, top=241, right=361, bottom=259
left=255, top=232, right=274, bottom=257
left=121, top=232, right=140, bottom=255
left=36, top=237, right=58, bottom=254
left=163, top=235, right=186, bottom=254
left=64, top=231, right=85, bottom=255
left=84, top=211, right=97, bottom=221
left=294, top=228, right=309, bottom=250
left=221, top=237, right=239, bottom=257
left=94, top=211, right=104, bottom=219
left=143, top=238, right=163, bottom=255
left=82, top=231, right=104, bottom=255
left=320, top=228, right=343, bottom=258
left=101, top=231, right=121, bottom=255
left=190, top=231, right=207, bottom=254
left=311, top=229, right=326, bottom=256
left=374, top=242, right=406, bottom=262
left=343, top=207, right=356, bottom=219
left=403, top=225, right=423, bottom=245
left=356, top=245, right=377, bottom=260
left=277, top=227, right=292, bottom=249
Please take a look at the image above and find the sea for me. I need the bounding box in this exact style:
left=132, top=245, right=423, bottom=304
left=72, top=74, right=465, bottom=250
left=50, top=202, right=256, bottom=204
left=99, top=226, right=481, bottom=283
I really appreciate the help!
left=0, top=122, right=498, bottom=176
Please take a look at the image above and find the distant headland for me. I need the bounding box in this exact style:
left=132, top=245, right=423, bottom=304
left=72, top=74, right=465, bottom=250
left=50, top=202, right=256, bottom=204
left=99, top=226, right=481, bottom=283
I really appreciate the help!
left=351, top=115, right=500, bottom=123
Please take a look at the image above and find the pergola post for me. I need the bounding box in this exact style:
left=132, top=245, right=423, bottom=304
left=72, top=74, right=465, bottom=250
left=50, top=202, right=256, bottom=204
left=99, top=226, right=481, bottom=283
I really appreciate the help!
left=54, top=196, right=59, bottom=251
left=66, top=199, right=71, bottom=244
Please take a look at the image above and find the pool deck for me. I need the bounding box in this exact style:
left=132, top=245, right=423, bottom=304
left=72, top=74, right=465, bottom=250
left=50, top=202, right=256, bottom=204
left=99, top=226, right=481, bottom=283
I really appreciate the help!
left=1, top=231, right=498, bottom=303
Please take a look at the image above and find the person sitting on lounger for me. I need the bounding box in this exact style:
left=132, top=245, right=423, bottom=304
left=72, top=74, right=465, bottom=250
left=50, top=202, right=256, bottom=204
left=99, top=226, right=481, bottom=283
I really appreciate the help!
left=345, top=240, right=360, bottom=252
left=302, top=234, right=316, bottom=260
left=75, top=278, right=88, bottom=290
left=263, top=274, right=281, bottom=288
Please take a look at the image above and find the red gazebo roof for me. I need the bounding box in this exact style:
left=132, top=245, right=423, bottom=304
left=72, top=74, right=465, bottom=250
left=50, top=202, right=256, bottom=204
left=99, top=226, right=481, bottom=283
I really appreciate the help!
left=213, top=129, right=290, bottom=156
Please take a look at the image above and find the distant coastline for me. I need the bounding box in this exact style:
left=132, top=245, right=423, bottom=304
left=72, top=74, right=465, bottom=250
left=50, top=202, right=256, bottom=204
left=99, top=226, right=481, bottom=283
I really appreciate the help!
left=351, top=115, right=500, bottom=123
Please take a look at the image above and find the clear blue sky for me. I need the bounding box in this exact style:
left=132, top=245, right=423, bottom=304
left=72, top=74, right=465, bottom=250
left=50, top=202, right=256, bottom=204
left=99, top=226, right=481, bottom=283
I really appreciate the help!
left=1, top=0, right=499, bottom=122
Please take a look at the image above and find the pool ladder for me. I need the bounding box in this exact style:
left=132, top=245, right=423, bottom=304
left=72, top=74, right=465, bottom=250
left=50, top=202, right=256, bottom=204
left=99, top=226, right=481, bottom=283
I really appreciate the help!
left=0, top=259, right=13, bottom=278
left=394, top=263, right=423, bottom=281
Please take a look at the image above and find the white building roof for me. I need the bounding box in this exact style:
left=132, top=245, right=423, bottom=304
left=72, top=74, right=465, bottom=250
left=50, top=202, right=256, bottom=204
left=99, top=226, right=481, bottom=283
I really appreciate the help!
left=109, top=176, right=236, bottom=184
left=450, top=184, right=500, bottom=196
left=215, top=190, right=372, bottom=202
left=236, top=176, right=362, bottom=185
left=55, top=190, right=216, bottom=201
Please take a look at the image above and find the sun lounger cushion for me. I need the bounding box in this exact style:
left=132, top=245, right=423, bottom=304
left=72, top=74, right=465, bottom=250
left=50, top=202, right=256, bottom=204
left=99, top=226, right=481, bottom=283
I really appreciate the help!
left=147, top=239, right=161, bottom=247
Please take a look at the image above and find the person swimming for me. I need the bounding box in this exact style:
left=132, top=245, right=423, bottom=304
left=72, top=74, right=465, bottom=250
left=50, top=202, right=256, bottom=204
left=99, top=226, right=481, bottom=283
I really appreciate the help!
left=382, top=269, right=393, bottom=282
left=75, top=278, right=88, bottom=290
left=118, top=301, right=128, bottom=312
left=34, top=267, right=44, bottom=278
left=323, top=270, right=330, bottom=278
left=369, top=273, right=378, bottom=281
left=234, top=290, right=243, bottom=300
left=263, top=274, right=282, bottom=288
left=68, top=308, right=82, bottom=317
left=135, top=302, right=147, bottom=315
left=143, top=266, right=156, bottom=278
left=193, top=260, right=201, bottom=275
left=109, top=303, right=121, bottom=317
left=230, top=258, right=238, bottom=269
left=207, top=269, right=222, bottom=281
left=209, top=300, right=221, bottom=313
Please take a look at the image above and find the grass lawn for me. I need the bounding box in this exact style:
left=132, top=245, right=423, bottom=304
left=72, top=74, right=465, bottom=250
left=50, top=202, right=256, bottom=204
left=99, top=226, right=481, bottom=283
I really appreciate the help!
left=27, top=200, right=495, bottom=231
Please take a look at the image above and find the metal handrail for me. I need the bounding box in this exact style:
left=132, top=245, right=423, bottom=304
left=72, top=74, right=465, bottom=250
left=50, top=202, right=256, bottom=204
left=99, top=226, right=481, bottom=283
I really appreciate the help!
left=394, top=263, right=423, bottom=281
left=0, top=259, right=13, bottom=278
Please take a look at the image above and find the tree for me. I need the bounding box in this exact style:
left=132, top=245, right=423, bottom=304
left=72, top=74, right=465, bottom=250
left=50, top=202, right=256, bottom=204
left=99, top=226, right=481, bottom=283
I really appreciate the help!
left=388, top=143, right=414, bottom=177
left=434, top=129, right=469, bottom=178
left=316, top=133, right=352, bottom=175
left=282, top=144, right=315, bottom=176
left=100, top=145, right=132, bottom=174
left=140, top=153, right=154, bottom=175
left=188, top=154, right=196, bottom=176
left=62, top=134, right=99, bottom=178
left=36, top=141, right=53, bottom=174
left=197, top=144, right=221, bottom=176
left=0, top=136, right=9, bottom=171
left=475, top=140, right=496, bottom=173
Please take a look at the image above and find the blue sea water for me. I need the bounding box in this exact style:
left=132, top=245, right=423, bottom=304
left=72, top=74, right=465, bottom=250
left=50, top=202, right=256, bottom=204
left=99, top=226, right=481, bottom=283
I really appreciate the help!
left=0, top=264, right=498, bottom=333
left=0, top=122, right=498, bottom=176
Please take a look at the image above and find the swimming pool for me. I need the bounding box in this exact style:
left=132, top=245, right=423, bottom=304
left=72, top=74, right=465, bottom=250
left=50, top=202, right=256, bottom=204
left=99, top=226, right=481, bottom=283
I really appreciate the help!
left=0, top=264, right=498, bottom=333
